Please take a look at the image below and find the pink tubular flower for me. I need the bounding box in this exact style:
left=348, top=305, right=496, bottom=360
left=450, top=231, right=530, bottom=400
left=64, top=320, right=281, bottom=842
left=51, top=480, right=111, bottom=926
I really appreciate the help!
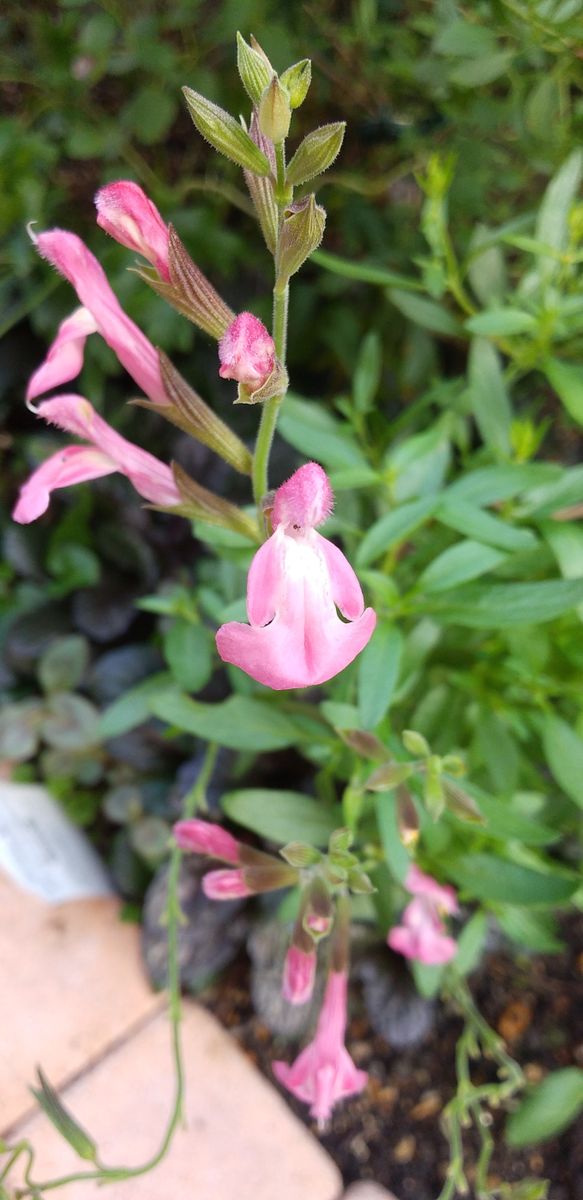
left=387, top=864, right=459, bottom=966
left=216, top=463, right=376, bottom=690
left=202, top=869, right=252, bottom=900
left=173, top=819, right=240, bottom=864
left=12, top=394, right=180, bottom=523
left=95, top=181, right=170, bottom=280
left=218, top=312, right=275, bottom=390
left=282, top=945, right=317, bottom=1006
left=28, top=229, right=166, bottom=404
left=274, top=969, right=367, bottom=1127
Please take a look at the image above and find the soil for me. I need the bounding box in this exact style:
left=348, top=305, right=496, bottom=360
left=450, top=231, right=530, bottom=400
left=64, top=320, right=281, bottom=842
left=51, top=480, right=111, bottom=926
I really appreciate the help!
left=199, top=913, right=583, bottom=1200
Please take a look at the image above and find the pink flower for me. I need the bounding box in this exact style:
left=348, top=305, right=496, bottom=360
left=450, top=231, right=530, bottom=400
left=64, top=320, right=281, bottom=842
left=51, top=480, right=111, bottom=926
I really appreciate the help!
left=387, top=865, right=459, bottom=966
left=12, top=394, right=180, bottom=523
left=173, top=819, right=240, bottom=863
left=28, top=229, right=166, bottom=404
left=282, top=945, right=317, bottom=1006
left=202, top=869, right=252, bottom=900
left=274, top=970, right=367, bottom=1127
left=95, top=181, right=170, bottom=280
left=218, top=312, right=275, bottom=390
left=216, top=463, right=376, bottom=690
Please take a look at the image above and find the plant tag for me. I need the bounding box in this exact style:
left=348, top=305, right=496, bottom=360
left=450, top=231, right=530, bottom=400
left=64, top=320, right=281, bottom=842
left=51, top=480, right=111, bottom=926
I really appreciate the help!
left=0, top=781, right=113, bottom=903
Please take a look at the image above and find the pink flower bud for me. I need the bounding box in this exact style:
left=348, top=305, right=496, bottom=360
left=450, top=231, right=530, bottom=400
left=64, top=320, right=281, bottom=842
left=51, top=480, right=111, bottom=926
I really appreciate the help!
left=202, top=869, right=252, bottom=900
left=282, top=945, right=316, bottom=1006
left=173, top=819, right=240, bottom=863
left=272, top=461, right=333, bottom=531
left=218, top=312, right=275, bottom=390
left=95, top=181, right=170, bottom=280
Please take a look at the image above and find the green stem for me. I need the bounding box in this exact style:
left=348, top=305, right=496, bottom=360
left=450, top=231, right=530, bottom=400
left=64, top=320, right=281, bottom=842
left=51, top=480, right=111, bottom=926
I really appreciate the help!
left=12, top=746, right=218, bottom=1198
left=252, top=141, right=290, bottom=512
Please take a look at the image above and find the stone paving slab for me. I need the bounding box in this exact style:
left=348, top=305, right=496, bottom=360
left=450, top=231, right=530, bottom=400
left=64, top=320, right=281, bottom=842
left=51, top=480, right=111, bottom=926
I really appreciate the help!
left=0, top=874, right=163, bottom=1131
left=7, top=1003, right=342, bottom=1200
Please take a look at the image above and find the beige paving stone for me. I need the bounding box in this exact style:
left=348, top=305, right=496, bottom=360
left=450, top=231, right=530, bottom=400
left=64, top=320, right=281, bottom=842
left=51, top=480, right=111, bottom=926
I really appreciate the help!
left=0, top=875, right=163, bottom=1132
left=342, top=1185, right=399, bottom=1199
left=7, top=1002, right=343, bottom=1200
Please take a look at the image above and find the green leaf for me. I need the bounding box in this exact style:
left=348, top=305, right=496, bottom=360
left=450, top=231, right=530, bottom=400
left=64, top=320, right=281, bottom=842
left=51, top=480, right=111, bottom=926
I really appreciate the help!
left=163, top=620, right=213, bottom=693
left=453, top=911, right=488, bottom=976
left=425, top=578, right=583, bottom=627
left=353, top=331, right=382, bottom=415
left=98, top=672, right=172, bottom=740
left=222, top=789, right=341, bottom=845
left=543, top=357, right=583, bottom=426
left=506, top=1069, right=583, bottom=1147
left=437, top=500, right=537, bottom=552
left=477, top=712, right=520, bottom=794
left=448, top=50, right=514, bottom=87
left=358, top=621, right=403, bottom=728
left=468, top=338, right=512, bottom=458
left=542, top=715, right=583, bottom=809
left=38, top=636, right=89, bottom=694
left=150, top=691, right=301, bottom=751
left=536, top=150, right=583, bottom=263
left=445, top=463, right=559, bottom=506
left=122, top=87, right=176, bottom=144
left=374, top=793, right=411, bottom=884
left=465, top=309, right=537, bottom=336
left=32, top=1068, right=97, bottom=1162
left=388, top=289, right=462, bottom=336
left=41, top=694, right=99, bottom=751
left=434, top=20, right=497, bottom=57
left=356, top=496, right=437, bottom=568
left=477, top=796, right=559, bottom=847
left=419, top=539, right=506, bottom=593
left=467, top=224, right=507, bottom=306
left=447, top=854, right=577, bottom=906
left=278, top=394, right=368, bottom=469
left=411, top=959, right=446, bottom=998
left=496, top=907, right=563, bottom=953
left=312, top=249, right=422, bottom=292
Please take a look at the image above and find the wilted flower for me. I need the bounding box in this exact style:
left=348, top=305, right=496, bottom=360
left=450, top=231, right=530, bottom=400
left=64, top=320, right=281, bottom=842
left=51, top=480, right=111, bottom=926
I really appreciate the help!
left=216, top=462, right=376, bottom=689
left=388, top=864, right=458, bottom=966
left=273, top=969, right=367, bottom=1126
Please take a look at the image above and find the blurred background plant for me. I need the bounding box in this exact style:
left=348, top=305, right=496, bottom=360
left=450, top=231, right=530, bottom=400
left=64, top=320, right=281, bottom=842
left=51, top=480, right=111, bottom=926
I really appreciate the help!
left=2, top=2, right=583, bottom=1196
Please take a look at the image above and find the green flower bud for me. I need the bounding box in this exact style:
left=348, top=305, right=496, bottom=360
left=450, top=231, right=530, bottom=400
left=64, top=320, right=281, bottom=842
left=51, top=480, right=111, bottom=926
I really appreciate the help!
left=286, top=122, right=346, bottom=187
left=258, top=75, right=292, bottom=144
left=236, top=31, right=273, bottom=106
left=280, top=58, right=312, bottom=108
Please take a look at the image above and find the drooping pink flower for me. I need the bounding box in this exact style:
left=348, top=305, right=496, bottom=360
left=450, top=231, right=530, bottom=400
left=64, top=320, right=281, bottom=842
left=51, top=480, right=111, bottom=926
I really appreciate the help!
left=28, top=229, right=166, bottom=404
left=387, top=864, right=459, bottom=966
left=173, top=819, right=240, bottom=863
left=95, top=181, right=170, bottom=280
left=12, top=394, right=180, bottom=523
left=218, top=312, right=275, bottom=390
left=202, top=869, right=253, bottom=900
left=282, top=945, right=317, bottom=1006
left=274, top=969, right=367, bottom=1127
left=216, top=462, right=376, bottom=689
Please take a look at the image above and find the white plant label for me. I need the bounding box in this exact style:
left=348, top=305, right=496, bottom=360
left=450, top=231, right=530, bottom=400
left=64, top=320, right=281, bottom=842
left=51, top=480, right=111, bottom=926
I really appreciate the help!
left=0, top=781, right=114, bottom=903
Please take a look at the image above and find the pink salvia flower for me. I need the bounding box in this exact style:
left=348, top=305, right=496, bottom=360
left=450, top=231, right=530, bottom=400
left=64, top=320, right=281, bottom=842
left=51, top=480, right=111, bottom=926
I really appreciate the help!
left=173, top=819, right=240, bottom=864
left=202, top=869, right=252, bottom=900
left=282, top=945, right=317, bottom=1007
left=273, top=969, right=367, bottom=1127
left=216, top=462, right=376, bottom=689
left=95, top=181, right=170, bottom=280
left=27, top=307, right=97, bottom=403
left=387, top=864, right=459, bottom=966
left=218, top=312, right=276, bottom=390
left=12, top=394, right=180, bottom=522
left=29, top=230, right=166, bottom=404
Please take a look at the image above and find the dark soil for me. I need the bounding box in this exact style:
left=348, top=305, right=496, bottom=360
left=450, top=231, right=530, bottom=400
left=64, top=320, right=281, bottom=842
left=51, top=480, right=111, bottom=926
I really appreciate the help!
left=199, top=913, right=583, bottom=1200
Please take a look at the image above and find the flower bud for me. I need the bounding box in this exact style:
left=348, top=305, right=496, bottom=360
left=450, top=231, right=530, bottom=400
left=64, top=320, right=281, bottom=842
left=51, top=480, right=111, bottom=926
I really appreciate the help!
left=183, top=87, right=271, bottom=175
left=95, top=181, right=170, bottom=280
left=303, top=876, right=334, bottom=941
left=280, top=59, right=311, bottom=109
left=219, top=312, right=276, bottom=390
left=258, top=76, right=292, bottom=144
left=276, top=194, right=326, bottom=287
left=286, top=122, right=346, bottom=188
left=173, top=819, right=240, bottom=863
left=282, top=943, right=316, bottom=1006
left=236, top=31, right=273, bottom=106
left=202, top=868, right=252, bottom=900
